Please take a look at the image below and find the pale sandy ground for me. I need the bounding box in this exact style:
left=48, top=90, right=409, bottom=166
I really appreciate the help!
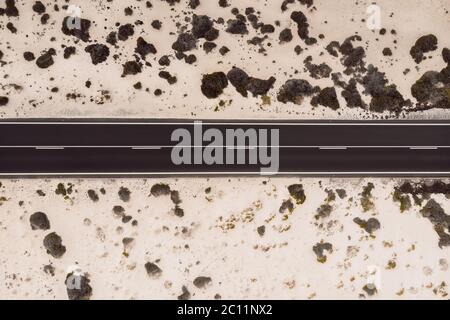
left=0, top=0, right=448, bottom=119
left=0, top=0, right=449, bottom=300
left=0, top=178, right=449, bottom=299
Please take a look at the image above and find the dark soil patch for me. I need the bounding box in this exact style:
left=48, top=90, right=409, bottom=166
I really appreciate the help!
left=227, top=67, right=276, bottom=97
left=135, top=37, right=157, bottom=59
left=420, top=199, right=450, bottom=248
left=203, top=41, right=217, bottom=53
left=362, top=65, right=410, bottom=113
left=277, top=79, right=317, bottom=104
left=122, top=61, right=142, bottom=76
left=312, top=87, right=340, bottom=110
left=192, top=15, right=217, bottom=40
left=443, top=48, right=450, bottom=64
left=189, top=0, right=200, bottom=9
left=394, top=181, right=450, bottom=206
left=84, top=44, right=110, bottom=65
left=313, top=242, right=333, bottom=263
left=360, top=182, right=375, bottom=212
left=23, top=51, right=35, bottom=61
left=315, top=204, right=333, bottom=219
left=410, top=34, right=438, bottom=64
left=32, top=1, right=46, bottom=14
left=279, top=28, right=293, bottom=43
left=63, top=46, right=76, bottom=59
left=226, top=19, right=248, bottom=35
left=279, top=199, right=294, bottom=214
left=118, top=24, right=135, bottom=41
left=382, top=48, right=393, bottom=56
left=2, top=0, right=19, bottom=17
left=290, top=11, right=316, bottom=45
left=287, top=184, right=306, bottom=204
left=411, top=68, right=450, bottom=110
left=201, top=72, right=228, bottom=98
left=174, top=206, right=184, bottom=217
left=353, top=217, right=381, bottom=234
left=304, top=56, right=332, bottom=79
left=0, top=96, right=9, bottom=106
left=172, top=33, right=197, bottom=52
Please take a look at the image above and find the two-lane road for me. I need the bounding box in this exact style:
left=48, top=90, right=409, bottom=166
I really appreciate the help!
left=0, top=120, right=449, bottom=176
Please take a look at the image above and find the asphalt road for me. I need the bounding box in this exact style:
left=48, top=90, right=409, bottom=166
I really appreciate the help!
left=1, top=120, right=450, bottom=147
left=0, top=120, right=449, bottom=176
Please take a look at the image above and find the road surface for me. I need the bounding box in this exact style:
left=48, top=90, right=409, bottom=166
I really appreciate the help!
left=0, top=120, right=449, bottom=176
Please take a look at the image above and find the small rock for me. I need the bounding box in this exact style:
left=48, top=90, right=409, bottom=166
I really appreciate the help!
left=145, top=262, right=162, bottom=278
left=151, top=183, right=171, bottom=197
left=287, top=184, right=306, bottom=204
left=43, top=232, right=66, bottom=258
left=118, top=187, right=131, bottom=202
left=312, top=242, right=333, bottom=263
left=193, top=276, right=212, bottom=288
left=87, top=189, right=99, bottom=202
left=36, top=49, right=56, bottom=68
left=30, top=212, right=50, bottom=230
left=257, top=225, right=265, bottom=236
left=178, top=286, right=191, bottom=300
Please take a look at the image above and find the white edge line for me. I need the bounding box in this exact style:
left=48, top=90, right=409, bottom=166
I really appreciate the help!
left=1, top=146, right=448, bottom=148
left=1, top=172, right=450, bottom=176
left=1, top=122, right=450, bottom=126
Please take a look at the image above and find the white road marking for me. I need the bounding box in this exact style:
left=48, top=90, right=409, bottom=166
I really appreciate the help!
left=0, top=145, right=447, bottom=148
left=0, top=172, right=449, bottom=176
left=35, top=147, right=65, bottom=150
left=1, top=122, right=450, bottom=126
left=131, top=147, right=163, bottom=150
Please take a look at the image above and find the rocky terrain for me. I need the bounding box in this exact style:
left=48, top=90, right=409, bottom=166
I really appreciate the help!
left=0, top=178, right=449, bottom=299
left=0, top=0, right=448, bottom=119
left=0, top=0, right=449, bottom=300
